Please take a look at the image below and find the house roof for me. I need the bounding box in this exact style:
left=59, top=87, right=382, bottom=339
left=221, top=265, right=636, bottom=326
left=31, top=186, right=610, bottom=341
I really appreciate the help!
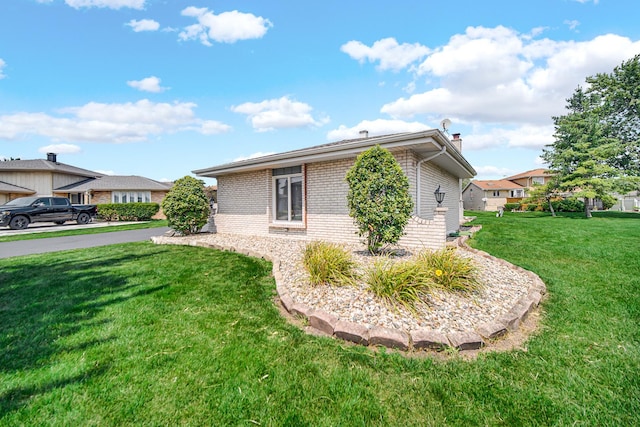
left=0, top=180, right=36, bottom=194
left=504, top=168, right=552, bottom=180
left=193, top=129, right=477, bottom=179
left=55, top=176, right=173, bottom=192
left=0, top=159, right=102, bottom=178
left=470, top=180, right=524, bottom=190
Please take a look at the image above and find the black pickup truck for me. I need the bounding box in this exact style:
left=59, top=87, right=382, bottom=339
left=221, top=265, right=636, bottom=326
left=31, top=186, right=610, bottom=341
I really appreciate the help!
left=0, top=196, right=97, bottom=230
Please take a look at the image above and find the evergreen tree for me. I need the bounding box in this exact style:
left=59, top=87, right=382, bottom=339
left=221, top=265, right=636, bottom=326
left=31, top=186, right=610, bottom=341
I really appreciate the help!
left=345, top=145, right=413, bottom=254
left=161, top=176, right=210, bottom=235
left=542, top=55, right=640, bottom=217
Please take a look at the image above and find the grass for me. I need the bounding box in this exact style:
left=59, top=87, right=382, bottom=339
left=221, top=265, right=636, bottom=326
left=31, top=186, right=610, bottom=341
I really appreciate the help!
left=0, top=220, right=167, bottom=243
left=303, top=241, right=358, bottom=286
left=1, top=211, right=639, bottom=425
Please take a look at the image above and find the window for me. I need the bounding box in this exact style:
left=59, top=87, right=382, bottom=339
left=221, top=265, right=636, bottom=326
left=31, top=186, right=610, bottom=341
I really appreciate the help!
left=272, top=166, right=303, bottom=222
left=510, top=189, right=524, bottom=197
left=532, top=177, right=545, bottom=185
left=492, top=190, right=500, bottom=197
left=112, top=191, right=151, bottom=203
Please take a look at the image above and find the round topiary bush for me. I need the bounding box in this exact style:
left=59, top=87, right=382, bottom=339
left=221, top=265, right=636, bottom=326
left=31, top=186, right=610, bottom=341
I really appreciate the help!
left=161, top=176, right=210, bottom=235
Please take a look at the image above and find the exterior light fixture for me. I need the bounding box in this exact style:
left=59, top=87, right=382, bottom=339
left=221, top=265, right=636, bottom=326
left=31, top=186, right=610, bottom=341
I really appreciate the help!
left=434, top=185, right=445, bottom=207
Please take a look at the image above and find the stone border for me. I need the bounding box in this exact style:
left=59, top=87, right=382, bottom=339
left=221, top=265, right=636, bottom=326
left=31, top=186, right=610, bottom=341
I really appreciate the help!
left=151, top=228, right=547, bottom=354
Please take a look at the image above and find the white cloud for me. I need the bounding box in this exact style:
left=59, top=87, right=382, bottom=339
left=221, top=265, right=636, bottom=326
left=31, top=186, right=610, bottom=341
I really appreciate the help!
left=127, top=76, right=168, bottom=93
left=327, top=119, right=430, bottom=141
left=127, top=19, right=160, bottom=32
left=233, top=151, right=276, bottom=162
left=461, top=124, right=555, bottom=151
left=0, top=99, right=231, bottom=143
left=65, top=0, right=145, bottom=9
left=38, top=144, right=82, bottom=154
left=0, top=59, right=5, bottom=79
left=564, top=20, right=580, bottom=31
left=341, top=38, right=430, bottom=71
left=179, top=7, right=272, bottom=45
left=377, top=27, right=640, bottom=128
left=231, top=96, right=329, bottom=132
left=473, top=165, right=518, bottom=179
left=199, top=120, right=232, bottom=135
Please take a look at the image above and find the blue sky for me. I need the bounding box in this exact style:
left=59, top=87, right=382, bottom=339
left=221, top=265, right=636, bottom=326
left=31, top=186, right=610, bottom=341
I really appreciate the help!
left=1, top=0, right=639, bottom=185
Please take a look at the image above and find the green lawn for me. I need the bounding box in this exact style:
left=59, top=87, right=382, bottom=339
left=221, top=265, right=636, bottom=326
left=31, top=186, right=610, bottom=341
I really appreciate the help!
left=0, top=212, right=638, bottom=425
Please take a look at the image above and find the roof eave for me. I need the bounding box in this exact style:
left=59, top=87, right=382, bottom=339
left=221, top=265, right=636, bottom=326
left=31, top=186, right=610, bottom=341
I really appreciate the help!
left=194, top=130, right=476, bottom=178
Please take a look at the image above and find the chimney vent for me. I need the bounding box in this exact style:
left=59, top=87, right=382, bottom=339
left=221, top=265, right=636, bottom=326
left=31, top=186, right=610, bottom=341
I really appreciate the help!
left=359, top=130, right=369, bottom=138
left=47, top=153, right=57, bottom=163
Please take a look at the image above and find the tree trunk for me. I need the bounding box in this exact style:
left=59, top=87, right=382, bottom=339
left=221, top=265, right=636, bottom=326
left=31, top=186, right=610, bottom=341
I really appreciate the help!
left=585, top=198, right=593, bottom=218
left=547, top=197, right=556, bottom=217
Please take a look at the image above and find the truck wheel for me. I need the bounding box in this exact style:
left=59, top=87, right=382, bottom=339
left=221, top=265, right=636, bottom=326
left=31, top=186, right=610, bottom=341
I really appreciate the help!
left=76, top=213, right=91, bottom=225
left=9, top=216, right=29, bottom=230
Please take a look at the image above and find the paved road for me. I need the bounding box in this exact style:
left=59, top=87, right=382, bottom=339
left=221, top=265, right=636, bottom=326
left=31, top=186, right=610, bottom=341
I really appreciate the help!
left=0, top=227, right=170, bottom=259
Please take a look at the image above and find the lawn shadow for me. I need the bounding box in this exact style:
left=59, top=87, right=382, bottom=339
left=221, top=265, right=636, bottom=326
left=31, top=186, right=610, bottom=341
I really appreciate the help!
left=0, top=249, right=169, bottom=415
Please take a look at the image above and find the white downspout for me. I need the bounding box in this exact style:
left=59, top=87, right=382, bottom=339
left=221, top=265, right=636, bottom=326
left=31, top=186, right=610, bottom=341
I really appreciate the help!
left=416, top=145, right=446, bottom=217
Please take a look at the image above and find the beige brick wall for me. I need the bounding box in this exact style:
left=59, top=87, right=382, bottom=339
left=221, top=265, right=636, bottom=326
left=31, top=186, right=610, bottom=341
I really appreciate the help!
left=212, top=150, right=459, bottom=248
left=216, top=170, right=270, bottom=236
left=91, top=190, right=168, bottom=219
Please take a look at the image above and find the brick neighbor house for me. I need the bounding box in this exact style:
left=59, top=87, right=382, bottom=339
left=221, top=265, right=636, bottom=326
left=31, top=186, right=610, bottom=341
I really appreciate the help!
left=0, top=153, right=172, bottom=218
left=193, top=129, right=476, bottom=249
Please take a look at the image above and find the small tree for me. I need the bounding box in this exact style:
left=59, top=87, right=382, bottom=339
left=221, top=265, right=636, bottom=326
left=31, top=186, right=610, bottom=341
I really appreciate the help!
left=161, top=176, right=210, bottom=235
left=345, top=145, right=414, bottom=254
left=525, top=177, right=560, bottom=217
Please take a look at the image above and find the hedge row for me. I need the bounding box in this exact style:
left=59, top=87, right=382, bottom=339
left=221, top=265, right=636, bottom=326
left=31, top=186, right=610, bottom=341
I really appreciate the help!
left=97, top=203, right=160, bottom=221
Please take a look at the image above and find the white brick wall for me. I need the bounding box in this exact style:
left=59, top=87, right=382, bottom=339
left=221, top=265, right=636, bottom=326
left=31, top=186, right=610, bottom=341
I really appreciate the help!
left=212, top=149, right=458, bottom=248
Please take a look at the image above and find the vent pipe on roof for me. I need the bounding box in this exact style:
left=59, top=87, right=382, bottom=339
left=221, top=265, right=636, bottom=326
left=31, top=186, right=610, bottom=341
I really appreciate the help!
left=359, top=130, right=369, bottom=138
left=47, top=153, right=58, bottom=163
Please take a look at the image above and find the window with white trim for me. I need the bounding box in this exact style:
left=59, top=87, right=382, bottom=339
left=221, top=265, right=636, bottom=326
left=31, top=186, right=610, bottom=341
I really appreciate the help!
left=532, top=177, right=545, bottom=185
left=272, top=166, right=303, bottom=222
left=112, top=191, right=151, bottom=203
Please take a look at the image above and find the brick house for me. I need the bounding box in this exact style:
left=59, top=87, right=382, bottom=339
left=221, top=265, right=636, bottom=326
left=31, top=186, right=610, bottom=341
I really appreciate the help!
left=56, top=175, right=173, bottom=219
left=194, top=130, right=476, bottom=249
left=0, top=153, right=172, bottom=218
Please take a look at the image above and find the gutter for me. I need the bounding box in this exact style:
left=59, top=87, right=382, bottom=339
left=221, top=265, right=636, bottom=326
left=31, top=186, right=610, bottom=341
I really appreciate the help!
left=416, top=144, right=447, bottom=217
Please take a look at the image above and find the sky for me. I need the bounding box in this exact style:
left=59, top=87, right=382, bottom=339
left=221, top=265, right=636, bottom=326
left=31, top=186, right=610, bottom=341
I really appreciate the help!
left=1, top=0, right=639, bottom=185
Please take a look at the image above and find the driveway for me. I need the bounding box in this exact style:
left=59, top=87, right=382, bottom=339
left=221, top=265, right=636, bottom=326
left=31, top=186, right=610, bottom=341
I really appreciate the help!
left=0, top=227, right=171, bottom=259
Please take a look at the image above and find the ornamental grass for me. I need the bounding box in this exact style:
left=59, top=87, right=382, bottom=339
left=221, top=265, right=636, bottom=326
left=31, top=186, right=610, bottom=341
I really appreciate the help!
left=302, top=241, right=358, bottom=286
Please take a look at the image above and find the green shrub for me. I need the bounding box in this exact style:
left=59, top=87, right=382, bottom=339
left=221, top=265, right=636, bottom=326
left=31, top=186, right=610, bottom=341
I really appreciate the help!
left=365, top=258, right=432, bottom=312
left=504, top=203, right=520, bottom=211
left=600, top=194, right=616, bottom=210
left=97, top=203, right=159, bottom=221
left=415, top=248, right=481, bottom=293
left=161, top=176, right=210, bottom=235
left=345, top=145, right=414, bottom=254
left=549, top=197, right=585, bottom=212
left=303, top=241, right=358, bottom=286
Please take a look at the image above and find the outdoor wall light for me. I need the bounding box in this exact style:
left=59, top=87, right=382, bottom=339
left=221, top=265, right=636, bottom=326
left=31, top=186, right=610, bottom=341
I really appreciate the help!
left=434, top=185, right=445, bottom=207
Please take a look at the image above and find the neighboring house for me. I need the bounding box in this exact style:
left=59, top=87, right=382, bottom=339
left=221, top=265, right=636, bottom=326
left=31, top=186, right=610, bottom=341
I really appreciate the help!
left=0, top=153, right=172, bottom=218
left=0, top=153, right=102, bottom=204
left=56, top=175, right=173, bottom=219
left=194, top=130, right=476, bottom=249
left=504, top=168, right=555, bottom=190
left=462, top=168, right=554, bottom=211
left=462, top=180, right=525, bottom=212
